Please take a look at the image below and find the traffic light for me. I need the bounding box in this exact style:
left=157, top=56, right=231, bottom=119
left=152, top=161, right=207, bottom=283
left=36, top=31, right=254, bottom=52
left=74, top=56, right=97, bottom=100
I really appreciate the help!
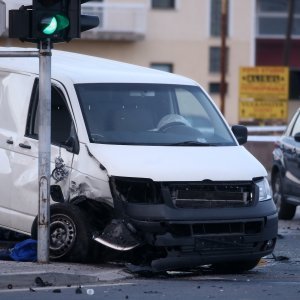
left=31, top=0, right=76, bottom=42
left=80, top=1, right=100, bottom=33
left=9, top=0, right=99, bottom=43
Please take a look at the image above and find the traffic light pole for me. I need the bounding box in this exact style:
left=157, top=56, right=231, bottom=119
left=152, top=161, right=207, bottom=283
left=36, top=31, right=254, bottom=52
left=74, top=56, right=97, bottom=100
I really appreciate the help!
left=37, top=39, right=52, bottom=263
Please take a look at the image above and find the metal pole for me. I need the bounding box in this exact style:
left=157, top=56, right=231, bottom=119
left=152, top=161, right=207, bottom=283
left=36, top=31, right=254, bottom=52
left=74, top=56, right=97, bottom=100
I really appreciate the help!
left=283, top=0, right=295, bottom=66
left=37, top=39, right=52, bottom=263
left=0, top=51, right=39, bottom=57
left=0, top=0, right=5, bottom=37
left=220, top=0, right=228, bottom=115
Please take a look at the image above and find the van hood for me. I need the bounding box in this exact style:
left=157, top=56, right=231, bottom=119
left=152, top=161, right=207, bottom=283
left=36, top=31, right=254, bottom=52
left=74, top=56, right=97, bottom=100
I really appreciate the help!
left=87, top=144, right=267, bottom=182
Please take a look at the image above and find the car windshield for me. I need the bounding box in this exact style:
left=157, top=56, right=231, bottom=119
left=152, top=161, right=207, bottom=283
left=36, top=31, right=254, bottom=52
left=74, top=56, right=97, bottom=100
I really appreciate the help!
left=75, top=83, right=236, bottom=146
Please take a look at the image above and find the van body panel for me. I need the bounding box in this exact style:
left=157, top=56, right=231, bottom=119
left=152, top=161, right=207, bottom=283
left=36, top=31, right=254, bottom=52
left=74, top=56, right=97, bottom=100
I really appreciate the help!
left=86, top=144, right=267, bottom=181
left=69, top=144, right=112, bottom=205
left=0, top=72, right=36, bottom=233
left=69, top=169, right=112, bottom=206
left=0, top=48, right=196, bottom=86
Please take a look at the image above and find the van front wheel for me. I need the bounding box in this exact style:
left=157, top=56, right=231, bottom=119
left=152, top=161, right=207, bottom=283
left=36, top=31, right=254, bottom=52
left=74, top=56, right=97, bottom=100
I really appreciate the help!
left=31, top=203, right=92, bottom=262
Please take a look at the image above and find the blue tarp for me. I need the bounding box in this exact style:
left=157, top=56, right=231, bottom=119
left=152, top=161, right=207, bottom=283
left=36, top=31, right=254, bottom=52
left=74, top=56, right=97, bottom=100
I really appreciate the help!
left=0, top=239, right=37, bottom=262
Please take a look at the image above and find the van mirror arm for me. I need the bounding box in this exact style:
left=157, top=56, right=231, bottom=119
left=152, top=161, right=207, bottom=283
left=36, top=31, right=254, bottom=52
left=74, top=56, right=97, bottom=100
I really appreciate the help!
left=63, top=136, right=79, bottom=154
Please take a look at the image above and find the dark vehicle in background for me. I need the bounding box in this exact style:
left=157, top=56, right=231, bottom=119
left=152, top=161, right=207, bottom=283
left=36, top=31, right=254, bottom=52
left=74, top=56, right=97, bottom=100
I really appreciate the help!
left=271, top=108, right=300, bottom=219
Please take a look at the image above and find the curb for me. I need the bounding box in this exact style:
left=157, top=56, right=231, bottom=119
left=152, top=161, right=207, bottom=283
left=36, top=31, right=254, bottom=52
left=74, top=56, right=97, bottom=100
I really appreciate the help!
left=0, top=261, right=133, bottom=290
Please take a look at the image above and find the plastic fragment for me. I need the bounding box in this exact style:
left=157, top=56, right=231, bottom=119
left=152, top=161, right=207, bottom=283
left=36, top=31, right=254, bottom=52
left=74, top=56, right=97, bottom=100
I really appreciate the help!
left=87, top=288, right=95, bottom=295
left=35, top=276, right=53, bottom=287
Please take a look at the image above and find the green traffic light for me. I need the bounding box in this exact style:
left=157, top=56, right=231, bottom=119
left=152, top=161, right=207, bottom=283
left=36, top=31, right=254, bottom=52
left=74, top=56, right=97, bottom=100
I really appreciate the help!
left=41, top=14, right=70, bottom=35
left=42, top=17, right=57, bottom=35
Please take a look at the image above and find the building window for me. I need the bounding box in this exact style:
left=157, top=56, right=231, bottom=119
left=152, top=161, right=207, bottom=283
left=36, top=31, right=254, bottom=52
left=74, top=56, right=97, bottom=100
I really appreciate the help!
left=152, top=0, right=175, bottom=9
left=209, top=47, right=228, bottom=73
left=210, top=0, right=229, bottom=37
left=150, top=63, right=173, bottom=73
left=257, top=0, right=300, bottom=37
left=209, top=82, right=227, bottom=94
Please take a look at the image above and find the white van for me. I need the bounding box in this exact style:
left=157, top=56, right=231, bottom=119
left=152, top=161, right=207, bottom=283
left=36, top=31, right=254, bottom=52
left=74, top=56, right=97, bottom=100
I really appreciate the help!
left=0, top=48, right=277, bottom=272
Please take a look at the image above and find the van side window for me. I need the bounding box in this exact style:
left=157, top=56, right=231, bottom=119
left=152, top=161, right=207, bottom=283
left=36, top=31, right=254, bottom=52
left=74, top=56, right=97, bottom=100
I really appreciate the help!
left=26, top=81, right=76, bottom=149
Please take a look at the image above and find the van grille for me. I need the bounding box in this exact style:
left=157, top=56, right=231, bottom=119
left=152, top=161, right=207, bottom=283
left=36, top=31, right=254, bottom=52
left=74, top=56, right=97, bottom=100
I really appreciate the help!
left=167, top=182, right=254, bottom=208
left=169, top=220, right=263, bottom=237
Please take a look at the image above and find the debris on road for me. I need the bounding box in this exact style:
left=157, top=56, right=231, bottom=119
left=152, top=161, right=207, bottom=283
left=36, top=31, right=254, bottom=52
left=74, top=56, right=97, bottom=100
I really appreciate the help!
left=35, top=276, right=53, bottom=287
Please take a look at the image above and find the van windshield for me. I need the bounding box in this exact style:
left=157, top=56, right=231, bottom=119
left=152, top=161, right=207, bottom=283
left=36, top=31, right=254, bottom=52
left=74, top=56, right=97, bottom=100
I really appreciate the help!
left=75, top=83, right=236, bottom=146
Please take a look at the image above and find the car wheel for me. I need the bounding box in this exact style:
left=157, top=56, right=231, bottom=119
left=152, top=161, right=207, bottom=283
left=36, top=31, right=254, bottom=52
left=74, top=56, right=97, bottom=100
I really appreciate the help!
left=272, top=173, right=296, bottom=220
left=212, top=258, right=260, bottom=274
left=32, top=203, right=92, bottom=262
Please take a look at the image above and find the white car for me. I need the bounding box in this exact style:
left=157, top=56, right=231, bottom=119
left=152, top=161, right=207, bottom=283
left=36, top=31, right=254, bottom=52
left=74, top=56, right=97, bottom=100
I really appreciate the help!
left=0, top=48, right=277, bottom=272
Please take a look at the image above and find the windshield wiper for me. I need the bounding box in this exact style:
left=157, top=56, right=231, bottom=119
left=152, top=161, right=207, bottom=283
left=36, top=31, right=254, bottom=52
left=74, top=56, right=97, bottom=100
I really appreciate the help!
left=169, top=141, right=215, bottom=146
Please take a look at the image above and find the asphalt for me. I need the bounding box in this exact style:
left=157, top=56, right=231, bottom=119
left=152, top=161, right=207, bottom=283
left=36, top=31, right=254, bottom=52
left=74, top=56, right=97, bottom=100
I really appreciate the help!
left=1, top=208, right=299, bottom=291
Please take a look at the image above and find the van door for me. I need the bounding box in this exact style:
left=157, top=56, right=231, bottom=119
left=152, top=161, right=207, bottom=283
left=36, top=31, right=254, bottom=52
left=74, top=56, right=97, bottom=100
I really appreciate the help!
left=9, top=79, right=78, bottom=234
left=0, top=72, right=36, bottom=230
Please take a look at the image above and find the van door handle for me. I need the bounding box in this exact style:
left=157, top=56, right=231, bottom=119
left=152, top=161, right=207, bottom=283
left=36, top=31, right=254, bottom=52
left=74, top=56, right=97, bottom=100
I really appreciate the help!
left=19, top=143, right=31, bottom=149
left=6, top=138, right=14, bottom=145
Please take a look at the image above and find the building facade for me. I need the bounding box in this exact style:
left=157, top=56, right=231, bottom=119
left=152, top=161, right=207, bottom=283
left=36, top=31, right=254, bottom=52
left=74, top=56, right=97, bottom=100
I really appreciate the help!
left=1, top=0, right=299, bottom=124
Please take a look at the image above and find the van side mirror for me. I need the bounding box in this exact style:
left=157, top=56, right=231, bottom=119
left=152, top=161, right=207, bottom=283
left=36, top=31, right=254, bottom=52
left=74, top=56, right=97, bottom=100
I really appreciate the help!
left=294, top=132, right=300, bottom=142
left=232, top=125, right=248, bottom=145
left=63, top=136, right=79, bottom=154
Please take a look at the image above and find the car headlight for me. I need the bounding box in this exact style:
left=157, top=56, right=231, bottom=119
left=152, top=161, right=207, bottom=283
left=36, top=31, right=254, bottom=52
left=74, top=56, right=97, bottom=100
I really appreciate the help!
left=256, top=177, right=272, bottom=202
left=111, top=176, right=163, bottom=204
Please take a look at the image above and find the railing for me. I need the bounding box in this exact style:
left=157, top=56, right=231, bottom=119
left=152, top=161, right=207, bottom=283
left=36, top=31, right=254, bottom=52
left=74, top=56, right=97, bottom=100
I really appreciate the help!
left=81, top=2, right=147, bottom=41
left=247, top=126, right=286, bottom=142
left=245, top=126, right=287, bottom=171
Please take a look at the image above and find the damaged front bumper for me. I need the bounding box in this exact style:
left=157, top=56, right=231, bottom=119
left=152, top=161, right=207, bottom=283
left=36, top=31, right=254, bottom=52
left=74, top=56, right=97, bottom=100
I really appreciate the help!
left=126, top=212, right=277, bottom=271
left=94, top=177, right=278, bottom=271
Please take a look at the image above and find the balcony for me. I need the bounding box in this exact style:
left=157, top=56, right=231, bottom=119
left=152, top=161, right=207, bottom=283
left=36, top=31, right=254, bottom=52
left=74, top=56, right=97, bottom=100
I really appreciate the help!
left=81, top=2, right=147, bottom=41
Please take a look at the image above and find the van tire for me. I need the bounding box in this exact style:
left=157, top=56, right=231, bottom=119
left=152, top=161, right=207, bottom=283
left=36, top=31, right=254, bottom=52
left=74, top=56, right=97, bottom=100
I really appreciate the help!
left=212, top=258, right=260, bottom=274
left=272, top=173, right=296, bottom=220
left=31, top=203, right=92, bottom=262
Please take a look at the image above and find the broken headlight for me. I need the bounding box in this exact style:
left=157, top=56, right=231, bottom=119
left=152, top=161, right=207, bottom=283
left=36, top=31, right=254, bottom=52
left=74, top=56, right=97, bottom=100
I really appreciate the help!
left=111, top=176, right=163, bottom=204
left=256, top=177, right=272, bottom=202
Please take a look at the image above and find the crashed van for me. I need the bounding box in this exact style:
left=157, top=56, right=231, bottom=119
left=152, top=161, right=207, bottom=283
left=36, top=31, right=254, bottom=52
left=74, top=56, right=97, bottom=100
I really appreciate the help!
left=0, top=48, right=277, bottom=272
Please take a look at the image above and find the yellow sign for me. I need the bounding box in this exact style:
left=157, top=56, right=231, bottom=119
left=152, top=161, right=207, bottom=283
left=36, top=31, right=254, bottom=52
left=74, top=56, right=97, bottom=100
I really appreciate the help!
left=239, top=99, right=288, bottom=120
left=239, top=67, right=289, bottom=121
left=239, top=67, right=289, bottom=99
